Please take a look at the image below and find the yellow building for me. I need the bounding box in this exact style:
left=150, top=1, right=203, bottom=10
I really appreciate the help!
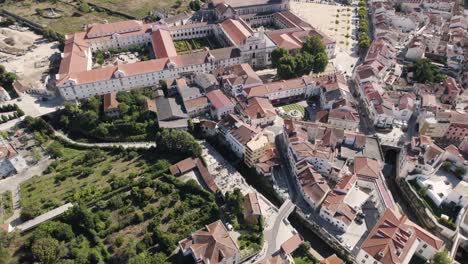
left=245, top=134, right=269, bottom=167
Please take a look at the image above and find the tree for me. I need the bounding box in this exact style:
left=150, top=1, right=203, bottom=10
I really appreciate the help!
left=47, top=141, right=64, bottom=158
left=189, top=0, right=201, bottom=11
left=313, top=52, right=328, bottom=73
left=21, top=202, right=42, bottom=221
left=358, top=0, right=366, bottom=7
left=119, top=102, right=129, bottom=115
left=82, top=96, right=101, bottom=113
left=358, top=20, right=369, bottom=33
left=294, top=52, right=314, bottom=76
left=431, top=250, right=451, bottom=264
left=411, top=58, right=445, bottom=84
left=302, top=36, right=325, bottom=55
left=271, top=48, right=289, bottom=68
left=155, top=129, right=202, bottom=157
left=3, top=72, right=16, bottom=84
left=78, top=2, right=92, bottom=13
left=159, top=80, right=168, bottom=97
left=358, top=33, right=371, bottom=50
left=357, top=8, right=366, bottom=19
left=0, top=65, right=5, bottom=77
left=276, top=55, right=296, bottom=80
left=31, top=237, right=64, bottom=264
left=225, top=188, right=244, bottom=216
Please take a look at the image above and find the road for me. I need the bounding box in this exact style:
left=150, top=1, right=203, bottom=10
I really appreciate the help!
left=54, top=131, right=156, bottom=149
left=264, top=199, right=295, bottom=257
left=0, top=159, right=52, bottom=226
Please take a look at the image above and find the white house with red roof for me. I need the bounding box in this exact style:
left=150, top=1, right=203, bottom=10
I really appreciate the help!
left=356, top=209, right=444, bottom=264
left=206, top=89, right=235, bottom=120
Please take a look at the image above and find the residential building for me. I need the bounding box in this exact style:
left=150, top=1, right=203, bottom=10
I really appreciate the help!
left=206, top=89, right=235, bottom=120
left=218, top=114, right=260, bottom=157
left=239, top=97, right=277, bottom=127
left=245, top=134, right=270, bottom=168
left=179, top=220, right=241, bottom=264
left=0, top=141, right=28, bottom=178
left=103, top=92, right=120, bottom=118
left=243, top=192, right=262, bottom=225
left=356, top=209, right=444, bottom=264
left=296, top=166, right=330, bottom=209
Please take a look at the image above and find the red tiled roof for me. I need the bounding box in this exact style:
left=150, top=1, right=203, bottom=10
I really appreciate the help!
left=206, top=90, right=234, bottom=110
left=280, top=234, right=304, bottom=255
left=219, top=19, right=251, bottom=46
left=87, top=20, right=142, bottom=38
left=354, top=157, right=380, bottom=179
left=361, top=209, right=444, bottom=263
left=0, top=144, right=18, bottom=159
left=151, top=29, right=177, bottom=59
left=103, top=92, right=119, bottom=110
left=179, top=220, right=239, bottom=263
left=244, top=192, right=261, bottom=217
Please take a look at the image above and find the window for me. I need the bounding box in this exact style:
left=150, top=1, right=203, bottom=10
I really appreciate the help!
left=422, top=244, right=427, bottom=249
left=365, top=255, right=368, bottom=259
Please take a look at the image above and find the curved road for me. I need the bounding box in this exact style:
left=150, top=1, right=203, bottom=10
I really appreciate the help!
left=264, top=199, right=295, bottom=257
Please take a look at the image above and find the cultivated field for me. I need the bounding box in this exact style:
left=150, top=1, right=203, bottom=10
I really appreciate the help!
left=87, top=0, right=191, bottom=18
left=3, top=0, right=124, bottom=35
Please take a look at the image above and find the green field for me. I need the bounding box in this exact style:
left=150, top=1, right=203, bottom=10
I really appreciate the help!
left=0, top=191, right=13, bottom=224
left=10, top=141, right=220, bottom=262
left=88, top=0, right=190, bottom=18
left=3, top=0, right=125, bottom=35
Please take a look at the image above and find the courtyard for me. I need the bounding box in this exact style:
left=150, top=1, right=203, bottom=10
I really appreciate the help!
left=174, top=36, right=224, bottom=55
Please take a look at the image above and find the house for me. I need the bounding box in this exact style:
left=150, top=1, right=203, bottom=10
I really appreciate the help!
left=179, top=220, right=241, bottom=264
left=217, top=63, right=263, bottom=96
left=356, top=209, right=444, bottom=264
left=206, top=90, right=235, bottom=120
left=243, top=192, right=262, bottom=225
left=103, top=92, right=120, bottom=118
left=326, top=107, right=359, bottom=131
left=240, top=97, right=277, bottom=127
left=194, top=73, right=218, bottom=92
left=280, top=233, right=304, bottom=257
left=0, top=141, right=28, bottom=178
left=405, top=37, right=426, bottom=61
left=296, top=166, right=330, bottom=209
left=169, top=157, right=218, bottom=193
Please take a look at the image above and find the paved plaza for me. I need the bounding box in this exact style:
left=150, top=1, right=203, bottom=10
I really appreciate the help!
left=291, top=1, right=360, bottom=75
